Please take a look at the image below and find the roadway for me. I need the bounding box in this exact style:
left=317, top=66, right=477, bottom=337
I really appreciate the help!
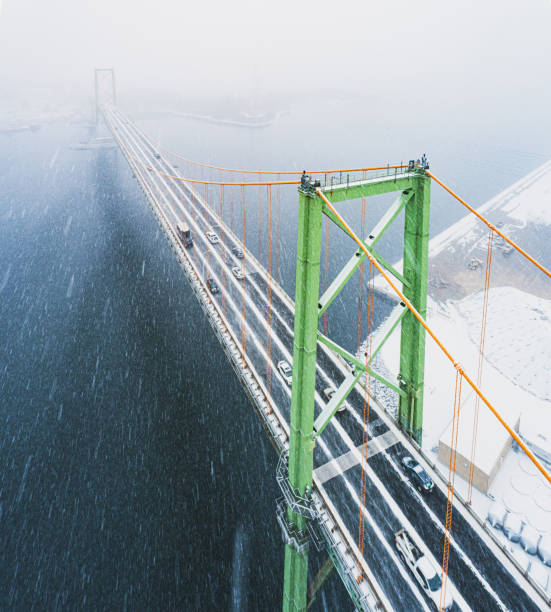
left=103, top=105, right=546, bottom=612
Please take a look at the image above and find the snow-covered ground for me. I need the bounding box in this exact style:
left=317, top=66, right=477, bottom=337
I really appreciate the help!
left=428, top=159, right=551, bottom=259
left=374, top=159, right=551, bottom=304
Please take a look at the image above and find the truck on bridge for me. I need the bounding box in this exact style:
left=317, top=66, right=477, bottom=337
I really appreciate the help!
left=176, top=222, right=193, bottom=248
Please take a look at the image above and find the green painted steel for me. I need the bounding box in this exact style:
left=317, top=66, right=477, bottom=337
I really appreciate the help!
left=369, top=304, right=408, bottom=365
left=398, top=175, right=431, bottom=444
left=316, top=332, right=364, bottom=371
left=282, top=168, right=430, bottom=610
left=283, top=187, right=323, bottom=612
left=321, top=173, right=415, bottom=202
left=318, top=191, right=412, bottom=317
left=307, top=556, right=335, bottom=609
left=318, top=249, right=364, bottom=318
left=367, top=368, right=406, bottom=398
left=314, top=369, right=363, bottom=435
left=369, top=250, right=409, bottom=287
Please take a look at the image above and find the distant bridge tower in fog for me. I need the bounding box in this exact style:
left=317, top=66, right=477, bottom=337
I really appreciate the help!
left=94, top=68, right=116, bottom=124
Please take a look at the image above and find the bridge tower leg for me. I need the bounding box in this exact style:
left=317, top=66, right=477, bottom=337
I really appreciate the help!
left=397, top=175, right=431, bottom=445
left=282, top=185, right=323, bottom=612
left=94, top=68, right=117, bottom=124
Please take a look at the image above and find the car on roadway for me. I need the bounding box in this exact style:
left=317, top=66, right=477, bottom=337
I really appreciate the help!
left=402, top=456, right=434, bottom=493
left=206, top=277, right=219, bottom=294
left=323, top=386, right=347, bottom=412
left=231, top=246, right=244, bottom=259
left=176, top=222, right=193, bottom=248
left=206, top=231, right=220, bottom=244
left=277, top=360, right=292, bottom=386
left=231, top=267, right=245, bottom=280
left=154, top=153, right=161, bottom=159
left=395, top=529, right=453, bottom=610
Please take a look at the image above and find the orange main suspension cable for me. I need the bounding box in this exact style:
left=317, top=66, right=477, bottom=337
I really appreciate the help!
left=468, top=229, right=494, bottom=503
left=157, top=144, right=407, bottom=175
left=440, top=370, right=462, bottom=611
left=140, top=160, right=301, bottom=186
left=141, top=156, right=409, bottom=186
left=427, top=171, right=551, bottom=280
left=316, top=187, right=551, bottom=485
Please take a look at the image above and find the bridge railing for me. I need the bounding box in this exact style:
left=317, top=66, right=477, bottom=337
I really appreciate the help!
left=103, top=104, right=389, bottom=610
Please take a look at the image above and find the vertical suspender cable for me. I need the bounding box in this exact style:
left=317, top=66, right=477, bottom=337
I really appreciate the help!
left=323, top=217, right=330, bottom=335
left=258, top=174, right=262, bottom=259
left=191, top=188, right=197, bottom=268
left=220, top=185, right=226, bottom=317
left=468, top=229, right=494, bottom=504
left=230, top=186, right=234, bottom=233
left=358, top=260, right=374, bottom=582
left=240, top=185, right=246, bottom=364
left=276, top=175, right=281, bottom=284
left=356, top=188, right=367, bottom=351
left=266, top=185, right=273, bottom=404
left=440, top=369, right=462, bottom=610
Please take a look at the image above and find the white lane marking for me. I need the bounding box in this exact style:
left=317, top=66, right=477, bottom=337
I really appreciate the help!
left=314, top=450, right=433, bottom=612
left=328, top=413, right=503, bottom=612
left=110, top=110, right=431, bottom=611
left=139, top=111, right=544, bottom=612
left=315, top=430, right=399, bottom=484
left=112, top=109, right=516, bottom=612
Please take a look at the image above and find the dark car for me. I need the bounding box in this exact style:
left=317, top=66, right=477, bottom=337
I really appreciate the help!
left=402, top=456, right=434, bottom=493
left=206, top=278, right=219, bottom=294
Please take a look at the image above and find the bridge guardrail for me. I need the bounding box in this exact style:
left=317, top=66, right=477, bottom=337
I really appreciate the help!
left=103, top=105, right=388, bottom=610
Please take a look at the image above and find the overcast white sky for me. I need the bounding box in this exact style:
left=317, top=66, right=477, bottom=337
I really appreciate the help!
left=0, top=0, right=550, bottom=105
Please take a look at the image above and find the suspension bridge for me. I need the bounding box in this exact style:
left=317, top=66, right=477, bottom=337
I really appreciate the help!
left=95, top=69, right=551, bottom=612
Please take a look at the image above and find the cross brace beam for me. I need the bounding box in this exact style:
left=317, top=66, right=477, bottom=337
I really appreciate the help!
left=314, top=301, right=409, bottom=435
left=314, top=369, right=363, bottom=435
left=319, top=189, right=413, bottom=313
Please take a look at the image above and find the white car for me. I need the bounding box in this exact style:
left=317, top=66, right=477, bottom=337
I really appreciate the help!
left=277, top=360, right=292, bottom=386
left=232, top=267, right=245, bottom=280
left=323, top=386, right=346, bottom=412
left=206, top=231, right=220, bottom=244
left=395, top=529, right=454, bottom=611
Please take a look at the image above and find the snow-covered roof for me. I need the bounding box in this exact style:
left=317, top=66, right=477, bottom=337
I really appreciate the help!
left=439, top=393, right=520, bottom=475
left=457, top=287, right=551, bottom=402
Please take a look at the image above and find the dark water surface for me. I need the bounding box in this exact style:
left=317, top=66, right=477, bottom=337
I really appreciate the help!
left=0, top=126, right=303, bottom=610
left=0, top=100, right=548, bottom=610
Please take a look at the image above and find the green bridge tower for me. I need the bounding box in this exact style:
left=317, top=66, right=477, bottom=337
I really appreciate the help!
left=281, top=163, right=431, bottom=611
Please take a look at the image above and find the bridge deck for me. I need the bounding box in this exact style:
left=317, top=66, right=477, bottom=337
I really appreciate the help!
left=102, top=105, right=548, bottom=612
